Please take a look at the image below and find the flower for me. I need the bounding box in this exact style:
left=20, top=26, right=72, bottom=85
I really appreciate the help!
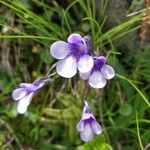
left=76, top=101, right=102, bottom=142
left=50, top=33, right=94, bottom=78
left=12, top=78, right=50, bottom=114
left=80, top=56, right=115, bottom=88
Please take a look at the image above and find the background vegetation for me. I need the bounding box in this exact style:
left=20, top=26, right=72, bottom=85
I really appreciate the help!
left=0, top=0, right=149, bottom=149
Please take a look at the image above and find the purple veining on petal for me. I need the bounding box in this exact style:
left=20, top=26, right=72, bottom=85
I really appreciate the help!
left=19, top=83, right=38, bottom=93
left=92, top=56, right=106, bottom=72
left=69, top=40, right=89, bottom=61
left=83, top=117, right=95, bottom=125
left=67, top=33, right=82, bottom=44
left=19, top=78, right=47, bottom=93
left=69, top=43, right=85, bottom=61
left=67, top=34, right=89, bottom=61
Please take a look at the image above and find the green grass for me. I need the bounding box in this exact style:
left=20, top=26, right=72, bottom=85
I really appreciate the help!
left=0, top=0, right=149, bottom=149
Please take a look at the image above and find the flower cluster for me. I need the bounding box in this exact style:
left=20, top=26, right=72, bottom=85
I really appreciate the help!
left=11, top=33, right=115, bottom=143
left=50, top=33, right=115, bottom=88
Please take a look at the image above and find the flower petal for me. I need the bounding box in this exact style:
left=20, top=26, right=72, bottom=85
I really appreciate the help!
left=78, top=55, right=94, bottom=73
left=101, top=64, right=115, bottom=79
left=20, top=82, right=44, bottom=92
left=56, top=56, right=77, bottom=78
left=67, top=33, right=82, bottom=44
left=80, top=124, right=94, bottom=142
left=19, top=83, right=36, bottom=91
left=79, top=71, right=91, bottom=80
left=76, top=120, right=84, bottom=132
left=89, top=71, right=107, bottom=88
left=83, top=35, right=92, bottom=53
left=12, top=88, right=27, bottom=101
left=50, top=41, right=70, bottom=59
left=97, top=56, right=106, bottom=63
left=91, top=121, right=102, bottom=135
left=82, top=113, right=95, bottom=121
left=19, top=83, right=32, bottom=88
left=82, top=102, right=95, bottom=120
left=17, top=93, right=34, bottom=114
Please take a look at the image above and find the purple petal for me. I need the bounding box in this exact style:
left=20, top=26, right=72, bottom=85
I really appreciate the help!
left=82, top=104, right=95, bottom=120
left=79, top=71, right=91, bottom=80
left=56, top=56, right=77, bottom=78
left=78, top=55, right=94, bottom=73
left=97, top=56, right=106, bottom=64
left=12, top=88, right=27, bottom=101
left=50, top=41, right=70, bottom=59
left=80, top=124, right=94, bottom=142
left=82, top=113, right=95, bottom=120
left=83, top=35, right=92, bottom=53
left=91, top=121, right=102, bottom=135
left=88, top=71, right=107, bottom=88
left=67, top=33, right=82, bottom=44
left=20, top=83, right=35, bottom=89
left=19, top=83, right=44, bottom=92
left=76, top=120, right=84, bottom=132
left=101, top=64, right=115, bottom=80
left=17, top=93, right=34, bottom=114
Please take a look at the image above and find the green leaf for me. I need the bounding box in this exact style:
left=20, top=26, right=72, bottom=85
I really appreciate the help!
left=43, top=105, right=81, bottom=120
left=119, top=104, right=132, bottom=117
left=40, top=50, right=53, bottom=64
left=77, top=135, right=113, bottom=150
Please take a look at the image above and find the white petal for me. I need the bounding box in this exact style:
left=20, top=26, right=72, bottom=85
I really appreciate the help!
left=76, top=120, right=84, bottom=132
left=79, top=71, right=91, bottom=80
left=91, top=121, right=102, bottom=135
left=89, top=71, right=107, bottom=88
left=101, top=64, right=115, bottom=79
left=80, top=124, right=94, bottom=142
left=56, top=56, right=77, bottom=78
left=78, top=55, right=94, bottom=73
left=17, top=93, right=34, bottom=114
left=50, top=41, right=70, bottom=59
left=12, top=88, right=27, bottom=101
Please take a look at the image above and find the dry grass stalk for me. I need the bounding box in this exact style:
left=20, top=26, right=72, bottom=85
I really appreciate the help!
left=140, top=0, right=150, bottom=47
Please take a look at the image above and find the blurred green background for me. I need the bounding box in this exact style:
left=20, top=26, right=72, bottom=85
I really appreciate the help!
left=0, top=0, right=150, bottom=149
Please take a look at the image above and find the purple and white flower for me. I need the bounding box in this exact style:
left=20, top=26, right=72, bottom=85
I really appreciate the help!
left=12, top=78, right=50, bottom=114
left=80, top=56, right=115, bottom=88
left=50, top=33, right=94, bottom=78
left=76, top=101, right=102, bottom=142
